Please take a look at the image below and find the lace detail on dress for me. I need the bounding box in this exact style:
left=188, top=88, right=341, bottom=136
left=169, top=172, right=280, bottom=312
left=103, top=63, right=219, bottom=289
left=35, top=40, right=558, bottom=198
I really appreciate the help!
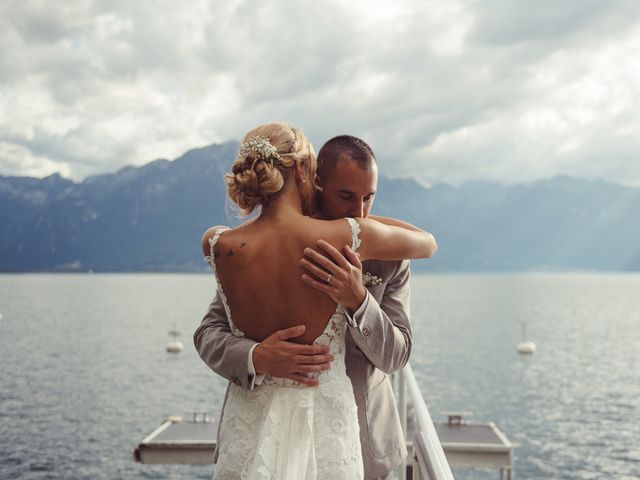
left=214, top=302, right=363, bottom=479
left=345, top=217, right=361, bottom=252
left=204, top=227, right=244, bottom=338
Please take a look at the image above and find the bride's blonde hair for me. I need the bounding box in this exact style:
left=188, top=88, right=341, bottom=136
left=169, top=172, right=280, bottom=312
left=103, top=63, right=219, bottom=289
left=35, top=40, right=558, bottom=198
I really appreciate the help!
left=226, top=122, right=317, bottom=214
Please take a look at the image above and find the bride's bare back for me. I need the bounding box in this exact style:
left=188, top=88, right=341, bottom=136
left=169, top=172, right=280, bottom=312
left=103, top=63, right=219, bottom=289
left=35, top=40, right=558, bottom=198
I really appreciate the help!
left=209, top=216, right=353, bottom=345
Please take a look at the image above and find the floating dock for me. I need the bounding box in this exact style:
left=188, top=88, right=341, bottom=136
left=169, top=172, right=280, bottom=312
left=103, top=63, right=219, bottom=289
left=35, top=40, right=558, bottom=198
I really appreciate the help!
left=134, top=365, right=515, bottom=479
left=135, top=414, right=514, bottom=478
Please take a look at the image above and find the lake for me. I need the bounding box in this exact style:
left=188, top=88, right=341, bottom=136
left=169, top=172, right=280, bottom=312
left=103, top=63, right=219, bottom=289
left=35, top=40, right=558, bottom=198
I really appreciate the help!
left=1, top=273, right=639, bottom=479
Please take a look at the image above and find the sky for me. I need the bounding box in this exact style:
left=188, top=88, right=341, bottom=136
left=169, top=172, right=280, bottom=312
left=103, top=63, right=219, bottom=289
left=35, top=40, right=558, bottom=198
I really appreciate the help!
left=1, top=0, right=640, bottom=185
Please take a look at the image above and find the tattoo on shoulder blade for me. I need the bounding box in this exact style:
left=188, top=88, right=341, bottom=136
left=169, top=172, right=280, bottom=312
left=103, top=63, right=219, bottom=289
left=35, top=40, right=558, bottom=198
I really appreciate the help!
left=240, top=242, right=247, bottom=248
left=226, top=248, right=235, bottom=257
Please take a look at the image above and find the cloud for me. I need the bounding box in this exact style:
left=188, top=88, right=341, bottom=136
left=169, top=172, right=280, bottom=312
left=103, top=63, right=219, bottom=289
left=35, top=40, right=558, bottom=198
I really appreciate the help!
left=1, top=0, right=639, bottom=185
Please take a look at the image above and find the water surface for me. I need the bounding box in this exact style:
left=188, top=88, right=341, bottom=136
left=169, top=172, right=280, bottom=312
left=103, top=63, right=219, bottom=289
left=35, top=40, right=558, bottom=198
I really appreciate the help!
left=1, top=273, right=638, bottom=479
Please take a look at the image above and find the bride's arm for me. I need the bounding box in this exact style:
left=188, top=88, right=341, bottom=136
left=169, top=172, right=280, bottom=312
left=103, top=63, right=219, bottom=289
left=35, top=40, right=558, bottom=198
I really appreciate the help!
left=367, top=214, right=426, bottom=233
left=356, top=217, right=437, bottom=260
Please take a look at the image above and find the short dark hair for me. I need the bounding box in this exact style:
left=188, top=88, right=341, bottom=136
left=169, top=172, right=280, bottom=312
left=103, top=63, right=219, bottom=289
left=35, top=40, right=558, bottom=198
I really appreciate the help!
left=317, top=135, right=376, bottom=178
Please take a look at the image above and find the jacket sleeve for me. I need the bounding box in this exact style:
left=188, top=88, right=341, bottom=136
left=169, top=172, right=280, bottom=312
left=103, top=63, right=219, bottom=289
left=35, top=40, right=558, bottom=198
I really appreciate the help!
left=193, top=290, right=259, bottom=390
left=346, top=260, right=412, bottom=374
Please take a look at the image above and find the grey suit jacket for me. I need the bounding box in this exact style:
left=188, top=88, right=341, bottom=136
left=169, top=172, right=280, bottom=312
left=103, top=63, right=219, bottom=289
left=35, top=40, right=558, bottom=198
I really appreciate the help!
left=193, top=259, right=412, bottom=479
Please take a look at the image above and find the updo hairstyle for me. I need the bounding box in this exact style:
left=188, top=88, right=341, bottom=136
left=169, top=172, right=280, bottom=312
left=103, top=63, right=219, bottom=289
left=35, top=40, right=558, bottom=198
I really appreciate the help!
left=225, top=122, right=317, bottom=214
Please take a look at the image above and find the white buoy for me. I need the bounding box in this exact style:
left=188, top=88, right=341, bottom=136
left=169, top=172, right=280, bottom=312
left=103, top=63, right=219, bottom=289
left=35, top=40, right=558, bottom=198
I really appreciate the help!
left=0, top=313, right=3, bottom=320
left=517, top=322, right=536, bottom=354
left=166, top=324, right=183, bottom=353
left=166, top=341, right=184, bottom=353
left=517, top=340, right=536, bottom=354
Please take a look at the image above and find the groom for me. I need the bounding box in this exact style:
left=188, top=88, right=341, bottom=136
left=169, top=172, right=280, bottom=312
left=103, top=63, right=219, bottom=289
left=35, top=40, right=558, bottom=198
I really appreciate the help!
left=194, top=135, right=422, bottom=479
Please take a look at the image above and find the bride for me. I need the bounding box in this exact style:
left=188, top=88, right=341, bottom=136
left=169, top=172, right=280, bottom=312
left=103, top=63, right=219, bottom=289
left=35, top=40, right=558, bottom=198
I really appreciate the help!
left=203, top=122, right=435, bottom=479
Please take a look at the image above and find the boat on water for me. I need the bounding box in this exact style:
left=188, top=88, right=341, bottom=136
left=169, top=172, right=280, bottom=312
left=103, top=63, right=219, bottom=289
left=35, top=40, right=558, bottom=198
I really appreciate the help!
left=134, top=362, right=515, bottom=479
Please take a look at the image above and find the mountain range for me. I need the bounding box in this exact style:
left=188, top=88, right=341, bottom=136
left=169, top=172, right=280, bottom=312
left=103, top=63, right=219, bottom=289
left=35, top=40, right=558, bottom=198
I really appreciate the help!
left=1, top=143, right=639, bottom=272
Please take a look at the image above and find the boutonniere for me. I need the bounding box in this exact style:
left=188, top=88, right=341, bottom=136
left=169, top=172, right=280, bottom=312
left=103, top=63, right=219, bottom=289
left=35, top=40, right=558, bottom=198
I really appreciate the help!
left=362, top=272, right=383, bottom=287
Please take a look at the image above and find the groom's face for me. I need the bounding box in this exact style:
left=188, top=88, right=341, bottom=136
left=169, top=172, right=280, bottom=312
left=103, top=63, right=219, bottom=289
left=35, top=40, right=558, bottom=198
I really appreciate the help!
left=318, top=157, right=378, bottom=220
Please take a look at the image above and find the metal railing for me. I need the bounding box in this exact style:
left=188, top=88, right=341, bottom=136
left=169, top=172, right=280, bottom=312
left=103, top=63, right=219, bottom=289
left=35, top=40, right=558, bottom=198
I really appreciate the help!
left=396, top=363, right=455, bottom=480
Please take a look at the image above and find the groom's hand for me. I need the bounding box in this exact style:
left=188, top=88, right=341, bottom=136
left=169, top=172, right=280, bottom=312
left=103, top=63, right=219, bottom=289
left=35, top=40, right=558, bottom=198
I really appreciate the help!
left=300, top=240, right=367, bottom=314
left=253, top=325, right=334, bottom=387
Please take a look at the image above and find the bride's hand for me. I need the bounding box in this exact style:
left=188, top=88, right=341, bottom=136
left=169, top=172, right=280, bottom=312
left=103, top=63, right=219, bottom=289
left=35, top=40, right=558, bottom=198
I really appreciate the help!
left=252, top=325, right=335, bottom=387
left=300, top=240, right=367, bottom=314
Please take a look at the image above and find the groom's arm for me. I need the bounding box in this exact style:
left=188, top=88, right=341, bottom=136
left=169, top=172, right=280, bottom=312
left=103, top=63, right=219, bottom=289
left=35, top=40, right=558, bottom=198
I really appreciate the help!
left=302, top=244, right=412, bottom=374
left=193, top=291, right=258, bottom=390
left=193, top=292, right=334, bottom=388
left=345, top=260, right=412, bottom=374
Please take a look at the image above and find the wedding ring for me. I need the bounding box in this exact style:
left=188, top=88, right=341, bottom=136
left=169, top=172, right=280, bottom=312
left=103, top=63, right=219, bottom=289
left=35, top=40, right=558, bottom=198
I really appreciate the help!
left=326, top=274, right=332, bottom=284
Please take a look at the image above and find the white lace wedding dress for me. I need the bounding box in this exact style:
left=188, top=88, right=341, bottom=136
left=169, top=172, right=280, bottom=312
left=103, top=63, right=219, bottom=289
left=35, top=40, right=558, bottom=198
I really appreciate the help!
left=206, top=218, right=364, bottom=480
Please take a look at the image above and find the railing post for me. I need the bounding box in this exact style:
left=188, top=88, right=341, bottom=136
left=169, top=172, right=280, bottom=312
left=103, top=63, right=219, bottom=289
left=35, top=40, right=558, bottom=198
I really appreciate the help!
left=398, top=369, right=407, bottom=480
left=402, top=363, right=455, bottom=480
left=412, top=448, right=422, bottom=480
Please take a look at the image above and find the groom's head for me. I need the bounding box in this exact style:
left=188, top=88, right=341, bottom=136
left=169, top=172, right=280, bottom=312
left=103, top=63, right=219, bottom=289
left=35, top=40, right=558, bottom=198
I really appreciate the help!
left=316, top=135, right=378, bottom=220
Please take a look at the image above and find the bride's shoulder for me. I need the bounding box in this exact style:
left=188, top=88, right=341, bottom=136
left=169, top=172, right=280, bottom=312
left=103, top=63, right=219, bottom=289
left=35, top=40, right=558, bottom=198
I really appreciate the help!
left=201, top=225, right=231, bottom=257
